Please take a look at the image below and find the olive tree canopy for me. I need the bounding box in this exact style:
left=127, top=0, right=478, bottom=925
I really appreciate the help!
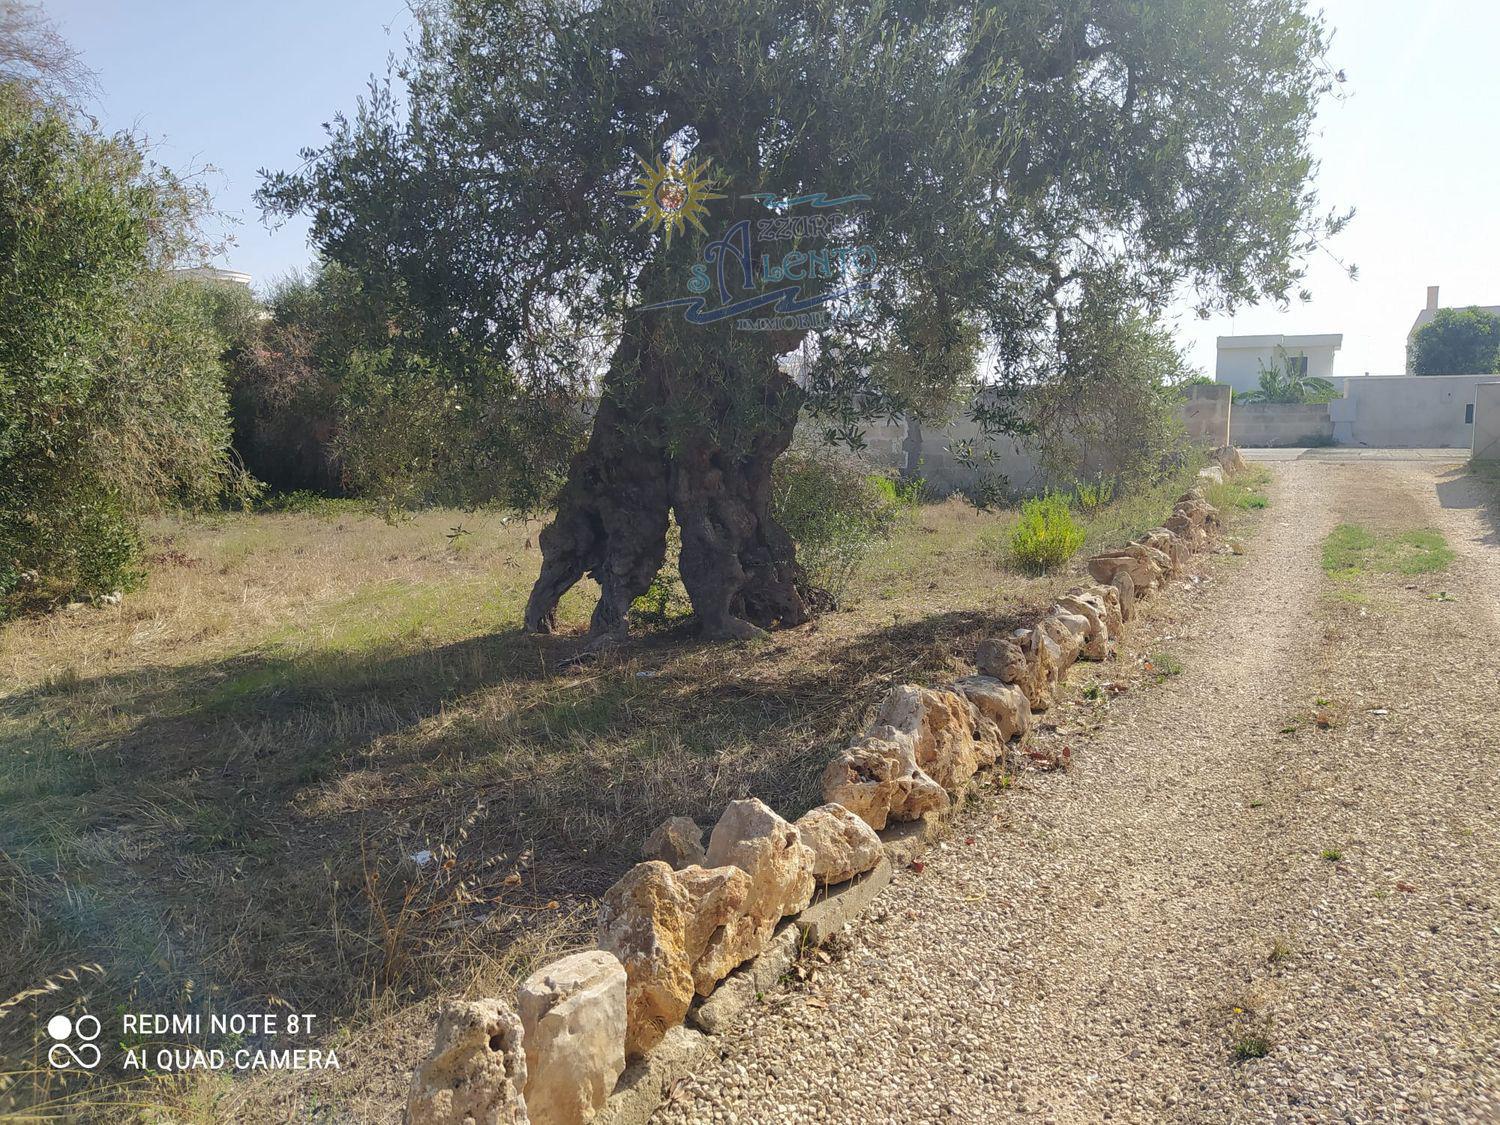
left=263, top=0, right=1343, bottom=640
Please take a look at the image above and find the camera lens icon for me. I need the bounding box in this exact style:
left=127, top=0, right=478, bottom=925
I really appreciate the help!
left=46, top=1012, right=102, bottom=1070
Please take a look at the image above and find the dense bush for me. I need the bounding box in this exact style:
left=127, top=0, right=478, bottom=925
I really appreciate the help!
left=772, top=442, right=919, bottom=605
left=1010, top=492, right=1086, bottom=574
left=225, top=265, right=385, bottom=495
left=225, top=263, right=589, bottom=514
left=0, top=84, right=239, bottom=607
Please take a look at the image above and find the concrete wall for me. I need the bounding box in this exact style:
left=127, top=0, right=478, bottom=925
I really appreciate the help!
left=1472, top=381, right=1500, bottom=461
left=1215, top=334, right=1341, bottom=395
left=1179, top=384, right=1232, bottom=446
left=1331, top=374, right=1488, bottom=448
left=1229, top=402, right=1334, bottom=447
left=846, top=386, right=1230, bottom=496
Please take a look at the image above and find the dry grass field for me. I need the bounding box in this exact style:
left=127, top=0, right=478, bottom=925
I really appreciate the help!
left=0, top=466, right=1269, bottom=1118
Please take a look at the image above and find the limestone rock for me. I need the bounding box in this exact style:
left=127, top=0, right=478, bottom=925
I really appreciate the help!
left=1197, top=464, right=1225, bottom=485
left=1055, top=594, right=1110, bottom=661
left=1040, top=610, right=1089, bottom=671
left=672, top=863, right=759, bottom=996
left=705, top=798, right=816, bottom=942
left=1130, top=541, right=1174, bottom=576
left=951, top=675, right=1032, bottom=742
left=1009, top=627, right=1061, bottom=712
left=1173, top=496, right=1221, bottom=532
left=822, top=727, right=949, bottom=830
left=1087, top=551, right=1158, bottom=597
left=1111, top=570, right=1136, bottom=621
left=596, top=861, right=693, bottom=1057
left=1164, top=510, right=1209, bottom=549
left=794, top=803, right=884, bottom=885
left=641, top=817, right=705, bottom=870
left=873, top=684, right=988, bottom=794
left=517, top=952, right=626, bottom=1125
left=408, top=998, right=529, bottom=1125
left=975, top=637, right=1029, bottom=685
left=1139, top=529, right=1189, bottom=573
left=1075, top=583, right=1124, bottom=639
left=1211, top=445, right=1247, bottom=474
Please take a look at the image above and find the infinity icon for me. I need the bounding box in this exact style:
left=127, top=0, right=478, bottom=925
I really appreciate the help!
left=46, top=1013, right=101, bottom=1070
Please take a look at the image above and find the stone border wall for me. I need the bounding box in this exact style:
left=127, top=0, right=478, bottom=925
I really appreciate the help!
left=405, top=446, right=1249, bottom=1125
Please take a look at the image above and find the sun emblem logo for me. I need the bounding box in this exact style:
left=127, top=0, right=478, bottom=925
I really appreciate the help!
left=622, top=154, right=724, bottom=247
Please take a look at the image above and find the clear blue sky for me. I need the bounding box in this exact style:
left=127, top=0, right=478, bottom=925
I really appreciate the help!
left=51, top=0, right=1500, bottom=376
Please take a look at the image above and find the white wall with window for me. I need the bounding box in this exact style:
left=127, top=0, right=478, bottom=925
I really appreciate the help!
left=1214, top=333, right=1342, bottom=395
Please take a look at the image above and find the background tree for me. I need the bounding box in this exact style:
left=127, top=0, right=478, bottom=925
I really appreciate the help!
left=264, top=0, right=1345, bottom=641
left=1028, top=297, right=1199, bottom=485
left=0, top=0, right=95, bottom=105
left=1407, top=307, right=1500, bottom=375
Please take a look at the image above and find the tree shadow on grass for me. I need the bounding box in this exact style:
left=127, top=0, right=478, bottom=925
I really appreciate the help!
left=0, top=600, right=1029, bottom=1056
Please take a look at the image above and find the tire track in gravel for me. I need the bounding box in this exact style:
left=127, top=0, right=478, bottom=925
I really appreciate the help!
left=657, top=461, right=1500, bottom=1125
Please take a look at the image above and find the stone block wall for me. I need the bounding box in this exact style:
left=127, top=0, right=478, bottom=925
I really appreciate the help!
left=1228, top=402, right=1334, bottom=447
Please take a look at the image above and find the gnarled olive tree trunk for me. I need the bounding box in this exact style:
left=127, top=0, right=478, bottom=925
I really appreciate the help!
left=524, top=314, right=809, bottom=641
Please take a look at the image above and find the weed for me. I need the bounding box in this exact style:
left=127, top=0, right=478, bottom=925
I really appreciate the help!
left=1267, top=937, right=1293, bottom=963
left=1321, top=847, right=1343, bottom=862
left=1073, top=478, right=1115, bottom=513
left=1144, top=651, right=1183, bottom=680
left=1322, top=524, right=1455, bottom=580
left=1233, top=1032, right=1273, bottom=1060
left=1227, top=988, right=1277, bottom=1062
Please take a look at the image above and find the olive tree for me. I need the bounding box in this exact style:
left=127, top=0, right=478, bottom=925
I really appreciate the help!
left=263, top=0, right=1343, bottom=640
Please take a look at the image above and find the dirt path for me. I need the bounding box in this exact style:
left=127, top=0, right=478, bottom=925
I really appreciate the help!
left=659, top=462, right=1500, bottom=1124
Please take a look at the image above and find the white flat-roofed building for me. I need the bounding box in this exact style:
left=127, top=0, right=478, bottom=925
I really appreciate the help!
left=1214, top=333, right=1342, bottom=395
left=170, top=265, right=252, bottom=289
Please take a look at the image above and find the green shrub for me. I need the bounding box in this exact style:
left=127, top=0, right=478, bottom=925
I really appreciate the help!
left=0, top=87, right=240, bottom=609
left=1010, top=492, right=1085, bottom=574
left=772, top=443, right=918, bottom=605
left=1073, top=478, right=1115, bottom=513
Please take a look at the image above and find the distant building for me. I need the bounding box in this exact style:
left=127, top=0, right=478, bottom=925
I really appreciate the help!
left=1406, top=285, right=1500, bottom=372
left=1214, top=333, right=1342, bottom=395
left=170, top=265, right=252, bottom=289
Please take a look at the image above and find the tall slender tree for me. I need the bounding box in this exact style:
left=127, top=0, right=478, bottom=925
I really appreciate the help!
left=263, top=0, right=1344, bottom=640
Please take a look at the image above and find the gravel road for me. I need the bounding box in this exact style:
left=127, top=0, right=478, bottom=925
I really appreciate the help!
left=658, top=461, right=1500, bottom=1124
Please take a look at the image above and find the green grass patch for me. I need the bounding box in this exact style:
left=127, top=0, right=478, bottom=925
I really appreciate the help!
left=1204, top=466, right=1272, bottom=513
left=1321, top=524, right=1455, bottom=580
